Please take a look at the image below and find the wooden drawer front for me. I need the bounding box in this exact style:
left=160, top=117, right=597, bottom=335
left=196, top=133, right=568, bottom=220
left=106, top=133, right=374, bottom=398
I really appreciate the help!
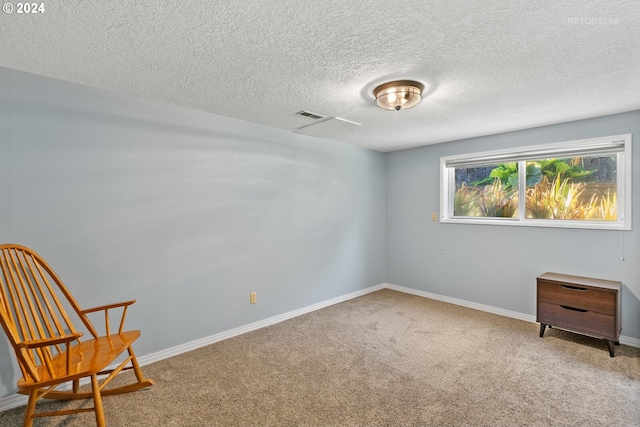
left=538, top=301, right=616, bottom=339
left=537, top=281, right=615, bottom=315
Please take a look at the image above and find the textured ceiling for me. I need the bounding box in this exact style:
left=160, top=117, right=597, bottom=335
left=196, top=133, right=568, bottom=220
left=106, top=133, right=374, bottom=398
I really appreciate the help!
left=1, top=1, right=639, bottom=152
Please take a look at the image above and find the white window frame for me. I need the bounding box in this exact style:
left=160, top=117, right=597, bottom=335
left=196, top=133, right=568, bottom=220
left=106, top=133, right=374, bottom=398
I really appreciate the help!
left=440, top=134, right=632, bottom=230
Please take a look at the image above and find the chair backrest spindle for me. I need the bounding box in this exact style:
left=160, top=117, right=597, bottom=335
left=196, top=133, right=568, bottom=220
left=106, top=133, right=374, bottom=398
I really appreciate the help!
left=0, top=245, right=84, bottom=381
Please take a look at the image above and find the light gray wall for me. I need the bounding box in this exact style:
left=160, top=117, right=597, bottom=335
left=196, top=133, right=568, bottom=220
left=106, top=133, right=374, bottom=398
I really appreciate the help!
left=387, top=110, right=640, bottom=341
left=0, top=67, right=386, bottom=397
left=1, top=65, right=638, bottom=402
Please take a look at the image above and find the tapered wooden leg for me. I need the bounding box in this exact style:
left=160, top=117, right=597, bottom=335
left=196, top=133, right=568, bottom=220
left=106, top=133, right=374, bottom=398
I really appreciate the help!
left=128, top=347, right=149, bottom=384
left=91, top=374, right=106, bottom=427
left=23, top=390, right=38, bottom=427
left=539, top=323, right=547, bottom=337
left=606, top=340, right=615, bottom=357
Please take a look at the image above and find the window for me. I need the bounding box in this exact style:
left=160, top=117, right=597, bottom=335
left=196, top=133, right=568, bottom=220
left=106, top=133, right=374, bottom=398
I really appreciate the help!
left=440, top=134, right=632, bottom=230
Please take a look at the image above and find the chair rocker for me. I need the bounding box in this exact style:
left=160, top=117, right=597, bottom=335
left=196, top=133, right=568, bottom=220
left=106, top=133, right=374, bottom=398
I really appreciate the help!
left=0, top=244, right=154, bottom=427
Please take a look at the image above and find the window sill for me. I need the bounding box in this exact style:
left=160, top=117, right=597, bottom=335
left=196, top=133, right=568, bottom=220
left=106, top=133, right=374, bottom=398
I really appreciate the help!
left=440, top=217, right=631, bottom=231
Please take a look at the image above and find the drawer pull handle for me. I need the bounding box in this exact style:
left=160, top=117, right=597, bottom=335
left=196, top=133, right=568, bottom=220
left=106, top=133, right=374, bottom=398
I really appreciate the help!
left=560, top=305, right=588, bottom=313
left=561, top=284, right=587, bottom=291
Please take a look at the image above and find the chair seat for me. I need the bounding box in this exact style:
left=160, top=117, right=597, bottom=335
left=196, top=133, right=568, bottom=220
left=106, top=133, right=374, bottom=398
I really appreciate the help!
left=17, top=330, right=141, bottom=391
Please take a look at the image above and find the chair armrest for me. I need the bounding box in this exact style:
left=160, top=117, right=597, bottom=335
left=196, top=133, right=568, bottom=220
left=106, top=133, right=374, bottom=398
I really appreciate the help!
left=18, top=333, right=83, bottom=349
left=79, top=300, right=137, bottom=337
left=79, top=300, right=136, bottom=315
left=19, top=333, right=84, bottom=377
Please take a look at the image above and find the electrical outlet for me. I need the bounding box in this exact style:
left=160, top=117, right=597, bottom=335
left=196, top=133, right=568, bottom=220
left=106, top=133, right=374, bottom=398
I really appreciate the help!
left=250, top=292, right=257, bottom=304
left=432, top=212, right=438, bottom=221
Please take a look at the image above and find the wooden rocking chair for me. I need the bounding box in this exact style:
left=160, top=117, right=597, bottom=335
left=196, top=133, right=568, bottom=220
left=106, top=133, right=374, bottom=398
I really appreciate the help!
left=0, top=244, right=154, bottom=427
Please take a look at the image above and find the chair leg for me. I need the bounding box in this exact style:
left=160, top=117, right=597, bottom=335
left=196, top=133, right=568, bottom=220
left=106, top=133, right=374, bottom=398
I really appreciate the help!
left=128, top=347, right=148, bottom=383
left=91, top=374, right=106, bottom=427
left=22, top=390, right=38, bottom=427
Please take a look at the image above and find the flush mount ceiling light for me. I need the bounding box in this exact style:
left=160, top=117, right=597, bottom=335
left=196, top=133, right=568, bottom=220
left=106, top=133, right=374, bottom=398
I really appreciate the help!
left=373, top=80, right=425, bottom=111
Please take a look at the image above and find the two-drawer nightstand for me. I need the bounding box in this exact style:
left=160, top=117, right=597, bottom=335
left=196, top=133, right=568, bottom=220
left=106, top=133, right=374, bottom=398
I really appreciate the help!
left=537, top=272, right=622, bottom=357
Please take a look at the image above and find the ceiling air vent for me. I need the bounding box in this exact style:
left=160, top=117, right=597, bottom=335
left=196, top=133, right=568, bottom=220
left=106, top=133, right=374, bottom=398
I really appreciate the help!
left=293, top=117, right=361, bottom=138
left=295, top=110, right=326, bottom=120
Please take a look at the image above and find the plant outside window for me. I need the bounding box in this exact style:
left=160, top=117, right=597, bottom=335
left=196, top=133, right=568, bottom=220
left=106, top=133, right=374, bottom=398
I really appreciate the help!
left=453, top=155, right=617, bottom=221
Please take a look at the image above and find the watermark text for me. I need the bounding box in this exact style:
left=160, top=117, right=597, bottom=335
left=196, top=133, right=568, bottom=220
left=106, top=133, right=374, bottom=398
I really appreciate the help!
left=565, top=17, right=619, bottom=25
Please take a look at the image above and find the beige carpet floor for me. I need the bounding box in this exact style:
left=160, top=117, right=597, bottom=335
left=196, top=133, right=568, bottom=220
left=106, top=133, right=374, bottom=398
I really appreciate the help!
left=1, top=289, right=639, bottom=426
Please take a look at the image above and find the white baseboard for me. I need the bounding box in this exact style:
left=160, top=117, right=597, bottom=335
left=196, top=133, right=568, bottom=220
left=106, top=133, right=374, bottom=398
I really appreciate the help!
left=2, top=282, right=638, bottom=412
left=136, top=284, right=386, bottom=366
left=0, top=394, right=30, bottom=413
left=620, top=335, right=640, bottom=347
left=385, top=283, right=537, bottom=323
left=0, top=283, right=385, bottom=412
left=385, top=283, right=640, bottom=348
